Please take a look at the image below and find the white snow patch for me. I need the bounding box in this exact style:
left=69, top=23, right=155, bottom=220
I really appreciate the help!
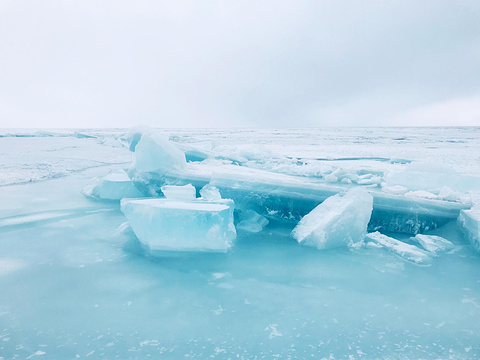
left=265, top=324, right=282, bottom=339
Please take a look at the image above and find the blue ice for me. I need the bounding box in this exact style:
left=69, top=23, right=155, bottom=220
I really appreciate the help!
left=121, top=197, right=236, bottom=252
left=1, top=128, right=480, bottom=360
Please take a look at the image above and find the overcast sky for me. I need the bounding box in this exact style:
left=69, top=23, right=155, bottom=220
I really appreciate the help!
left=0, top=0, right=479, bottom=128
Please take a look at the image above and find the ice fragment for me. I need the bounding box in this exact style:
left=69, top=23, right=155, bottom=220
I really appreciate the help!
left=413, top=234, right=455, bottom=254
left=133, top=134, right=186, bottom=173
left=161, top=184, right=196, bottom=201
left=365, top=232, right=431, bottom=264
left=83, top=170, right=143, bottom=200
left=121, top=198, right=236, bottom=252
left=236, top=210, right=269, bottom=233
left=457, top=207, right=480, bottom=252
left=200, top=184, right=222, bottom=201
left=291, top=188, right=373, bottom=249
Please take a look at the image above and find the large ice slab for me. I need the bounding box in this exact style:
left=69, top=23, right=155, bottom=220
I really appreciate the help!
left=291, top=188, right=373, bottom=250
left=212, top=166, right=470, bottom=234
left=457, top=207, right=480, bottom=252
left=121, top=198, right=236, bottom=253
left=365, top=232, right=431, bottom=265
left=83, top=171, right=144, bottom=200
left=367, top=192, right=469, bottom=234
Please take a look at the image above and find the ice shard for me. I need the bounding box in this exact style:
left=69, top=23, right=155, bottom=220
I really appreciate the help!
left=199, top=184, right=222, bottom=201
left=413, top=234, right=455, bottom=254
left=133, top=133, right=186, bottom=173
left=128, top=134, right=188, bottom=196
left=236, top=210, right=269, bottom=233
left=291, top=188, right=373, bottom=250
left=160, top=184, right=196, bottom=201
left=365, top=232, right=431, bottom=265
left=457, top=207, right=480, bottom=252
left=120, top=198, right=236, bottom=253
left=82, top=170, right=144, bottom=200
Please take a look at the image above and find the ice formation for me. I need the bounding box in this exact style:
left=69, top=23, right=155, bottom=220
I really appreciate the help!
left=123, top=129, right=143, bottom=152
left=77, top=131, right=478, bottom=256
left=132, top=133, right=186, bottom=175
left=199, top=184, right=222, bottom=201
left=160, top=184, right=196, bottom=201
left=82, top=170, right=144, bottom=200
left=127, top=134, right=470, bottom=235
left=385, top=162, right=480, bottom=193
left=236, top=210, right=269, bottom=233
left=120, top=198, right=236, bottom=252
left=291, top=188, right=373, bottom=249
left=457, top=207, right=480, bottom=252
left=367, top=192, right=468, bottom=234
left=365, top=232, right=431, bottom=264
left=413, top=234, right=455, bottom=254
left=3, top=128, right=480, bottom=359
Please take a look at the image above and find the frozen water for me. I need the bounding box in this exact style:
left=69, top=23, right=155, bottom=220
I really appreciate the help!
left=405, top=190, right=438, bottom=200
left=438, top=186, right=468, bottom=202
left=160, top=183, right=196, bottom=200
left=1, top=128, right=480, bottom=359
left=292, top=188, right=373, bottom=249
left=127, top=133, right=470, bottom=235
left=413, top=234, right=455, bottom=254
left=0, top=210, right=75, bottom=227
left=0, top=129, right=131, bottom=186
left=121, top=198, right=236, bottom=252
left=199, top=184, right=222, bottom=201
left=368, top=191, right=468, bottom=234
left=119, top=127, right=147, bottom=152
left=132, top=133, right=186, bottom=173
left=0, top=259, right=24, bottom=276
left=236, top=210, right=269, bottom=233
left=365, top=232, right=431, bottom=265
left=458, top=207, right=480, bottom=252
left=82, top=170, right=144, bottom=200
left=381, top=184, right=408, bottom=195
left=385, top=162, right=480, bottom=193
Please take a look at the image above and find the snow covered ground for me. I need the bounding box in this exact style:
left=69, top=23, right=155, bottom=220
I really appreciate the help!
left=0, top=127, right=479, bottom=359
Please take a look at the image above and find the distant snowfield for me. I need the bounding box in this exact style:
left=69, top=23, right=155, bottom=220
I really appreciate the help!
left=0, top=127, right=479, bottom=360
left=0, top=129, right=131, bottom=186
left=1, top=127, right=480, bottom=186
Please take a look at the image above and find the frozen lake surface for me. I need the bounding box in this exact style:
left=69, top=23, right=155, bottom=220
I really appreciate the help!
left=0, top=128, right=479, bottom=359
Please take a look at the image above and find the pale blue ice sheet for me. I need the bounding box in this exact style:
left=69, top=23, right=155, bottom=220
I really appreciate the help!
left=0, top=169, right=479, bottom=360
left=1, top=128, right=480, bottom=359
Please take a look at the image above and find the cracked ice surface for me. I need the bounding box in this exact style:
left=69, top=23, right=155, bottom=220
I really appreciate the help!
left=0, top=128, right=480, bottom=360
left=0, top=129, right=132, bottom=186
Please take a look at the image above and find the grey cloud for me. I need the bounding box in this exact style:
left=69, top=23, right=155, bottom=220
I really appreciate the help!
left=0, top=0, right=479, bottom=128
